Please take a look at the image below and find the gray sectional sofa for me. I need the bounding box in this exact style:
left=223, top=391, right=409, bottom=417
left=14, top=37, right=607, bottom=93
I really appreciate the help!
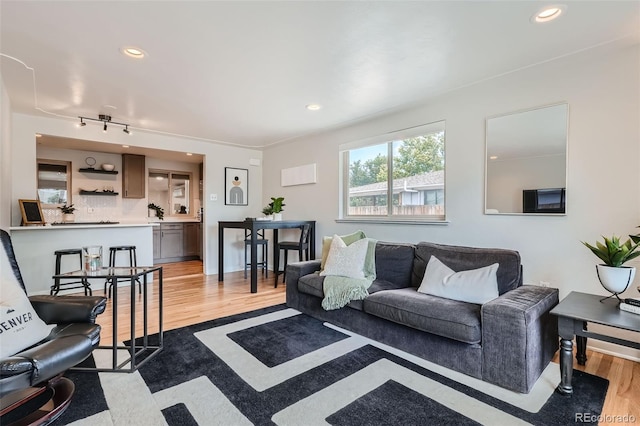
left=285, top=241, right=559, bottom=393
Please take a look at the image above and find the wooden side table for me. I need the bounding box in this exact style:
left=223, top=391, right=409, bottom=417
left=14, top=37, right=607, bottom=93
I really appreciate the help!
left=550, top=291, right=640, bottom=395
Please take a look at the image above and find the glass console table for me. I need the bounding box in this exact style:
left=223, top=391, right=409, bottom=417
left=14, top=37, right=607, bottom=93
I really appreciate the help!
left=53, top=266, right=163, bottom=372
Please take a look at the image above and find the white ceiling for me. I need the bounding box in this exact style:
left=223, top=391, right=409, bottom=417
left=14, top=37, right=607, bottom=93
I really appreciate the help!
left=1, top=1, right=638, bottom=149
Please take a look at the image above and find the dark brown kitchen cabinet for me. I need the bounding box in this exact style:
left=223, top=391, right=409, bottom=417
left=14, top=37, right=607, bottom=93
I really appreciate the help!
left=122, top=154, right=145, bottom=198
left=183, top=223, right=201, bottom=257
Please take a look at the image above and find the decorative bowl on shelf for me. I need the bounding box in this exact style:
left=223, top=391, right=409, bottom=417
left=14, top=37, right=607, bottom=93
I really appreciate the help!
left=101, top=163, right=115, bottom=171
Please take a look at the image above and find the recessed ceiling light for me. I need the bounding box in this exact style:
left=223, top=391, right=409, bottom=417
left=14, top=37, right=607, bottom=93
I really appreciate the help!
left=35, top=133, right=42, bottom=138
left=122, top=145, right=130, bottom=148
left=489, top=156, right=498, bottom=160
left=306, top=104, right=322, bottom=111
left=186, top=153, right=193, bottom=156
left=121, top=46, right=147, bottom=59
left=532, top=5, right=566, bottom=23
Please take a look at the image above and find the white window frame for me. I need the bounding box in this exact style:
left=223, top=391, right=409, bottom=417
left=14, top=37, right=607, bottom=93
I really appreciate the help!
left=339, top=121, right=446, bottom=223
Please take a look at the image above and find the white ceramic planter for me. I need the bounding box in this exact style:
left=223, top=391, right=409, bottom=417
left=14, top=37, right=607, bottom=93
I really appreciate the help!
left=62, top=213, right=75, bottom=223
left=596, top=264, right=636, bottom=294
left=273, top=213, right=282, bottom=221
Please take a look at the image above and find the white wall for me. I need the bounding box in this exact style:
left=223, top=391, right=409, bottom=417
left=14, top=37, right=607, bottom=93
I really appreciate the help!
left=0, top=77, right=12, bottom=229
left=262, top=41, right=640, bottom=358
left=9, top=113, right=263, bottom=275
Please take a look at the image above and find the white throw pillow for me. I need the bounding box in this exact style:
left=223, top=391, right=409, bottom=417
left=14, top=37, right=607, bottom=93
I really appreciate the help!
left=319, top=235, right=369, bottom=279
left=417, top=256, right=499, bottom=304
left=0, top=247, right=52, bottom=358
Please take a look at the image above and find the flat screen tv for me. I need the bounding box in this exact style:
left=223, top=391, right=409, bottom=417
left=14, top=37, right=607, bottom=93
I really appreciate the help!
left=522, top=188, right=566, bottom=213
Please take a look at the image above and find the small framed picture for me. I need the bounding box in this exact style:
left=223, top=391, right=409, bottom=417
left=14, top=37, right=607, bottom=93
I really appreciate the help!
left=225, top=167, right=248, bottom=206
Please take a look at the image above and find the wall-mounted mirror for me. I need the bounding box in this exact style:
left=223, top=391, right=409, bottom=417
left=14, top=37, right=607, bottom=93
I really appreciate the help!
left=485, top=103, right=568, bottom=215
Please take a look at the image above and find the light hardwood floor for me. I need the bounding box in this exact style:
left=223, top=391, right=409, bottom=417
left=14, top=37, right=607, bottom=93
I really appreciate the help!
left=92, top=260, right=638, bottom=425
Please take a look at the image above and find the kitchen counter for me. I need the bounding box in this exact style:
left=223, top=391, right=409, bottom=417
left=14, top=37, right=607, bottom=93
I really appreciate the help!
left=10, top=224, right=154, bottom=294
left=10, top=222, right=158, bottom=231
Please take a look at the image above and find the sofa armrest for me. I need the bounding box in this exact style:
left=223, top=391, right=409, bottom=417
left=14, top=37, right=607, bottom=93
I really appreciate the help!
left=481, top=285, right=559, bottom=393
left=29, top=295, right=107, bottom=324
left=285, top=260, right=322, bottom=310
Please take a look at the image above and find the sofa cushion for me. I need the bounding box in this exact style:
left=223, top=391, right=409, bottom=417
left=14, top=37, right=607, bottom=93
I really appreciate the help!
left=299, top=273, right=325, bottom=298
left=374, top=242, right=415, bottom=288
left=298, top=274, right=405, bottom=300
left=412, top=242, right=521, bottom=295
left=363, top=288, right=482, bottom=344
left=418, top=256, right=499, bottom=304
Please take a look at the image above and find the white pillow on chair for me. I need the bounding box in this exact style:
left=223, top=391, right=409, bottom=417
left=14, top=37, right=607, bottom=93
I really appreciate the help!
left=0, top=248, right=53, bottom=358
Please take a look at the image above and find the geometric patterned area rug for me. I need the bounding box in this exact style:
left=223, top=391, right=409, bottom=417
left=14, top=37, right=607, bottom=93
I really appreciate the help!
left=58, top=304, right=608, bottom=425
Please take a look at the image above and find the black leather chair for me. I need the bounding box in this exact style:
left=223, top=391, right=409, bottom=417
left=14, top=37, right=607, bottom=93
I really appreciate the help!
left=275, top=224, right=311, bottom=286
left=0, top=229, right=107, bottom=425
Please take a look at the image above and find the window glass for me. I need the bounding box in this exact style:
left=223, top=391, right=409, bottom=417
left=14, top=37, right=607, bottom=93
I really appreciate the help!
left=347, top=143, right=388, bottom=216
left=343, top=123, right=445, bottom=220
left=148, top=170, right=192, bottom=216
left=37, top=160, right=71, bottom=206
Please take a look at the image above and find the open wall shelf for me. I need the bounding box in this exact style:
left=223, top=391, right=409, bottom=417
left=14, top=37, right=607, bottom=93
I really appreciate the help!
left=79, top=168, right=118, bottom=175
left=79, top=190, right=119, bottom=196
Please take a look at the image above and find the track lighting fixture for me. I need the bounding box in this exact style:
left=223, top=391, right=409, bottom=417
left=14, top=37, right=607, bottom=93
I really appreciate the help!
left=77, top=114, right=132, bottom=135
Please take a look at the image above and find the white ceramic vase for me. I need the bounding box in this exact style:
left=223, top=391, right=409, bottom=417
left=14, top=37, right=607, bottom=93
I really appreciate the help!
left=596, top=264, right=636, bottom=294
left=273, top=213, right=282, bottom=221
left=62, top=213, right=75, bottom=223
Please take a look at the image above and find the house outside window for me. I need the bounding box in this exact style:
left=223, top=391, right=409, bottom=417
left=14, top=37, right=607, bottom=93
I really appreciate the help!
left=342, top=121, right=445, bottom=221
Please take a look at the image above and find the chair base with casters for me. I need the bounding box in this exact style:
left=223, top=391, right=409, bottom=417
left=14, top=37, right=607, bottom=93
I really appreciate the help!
left=51, top=248, right=92, bottom=296
left=0, top=229, right=107, bottom=426
left=244, top=229, right=268, bottom=279
left=275, top=224, right=311, bottom=287
left=104, top=245, right=141, bottom=298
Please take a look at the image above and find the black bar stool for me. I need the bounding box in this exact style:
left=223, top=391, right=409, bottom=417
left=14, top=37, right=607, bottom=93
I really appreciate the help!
left=52, top=249, right=92, bottom=295
left=244, top=229, right=268, bottom=279
left=104, top=245, right=141, bottom=298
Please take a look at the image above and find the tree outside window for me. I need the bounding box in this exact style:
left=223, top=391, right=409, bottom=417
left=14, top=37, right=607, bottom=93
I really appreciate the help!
left=344, top=123, right=445, bottom=219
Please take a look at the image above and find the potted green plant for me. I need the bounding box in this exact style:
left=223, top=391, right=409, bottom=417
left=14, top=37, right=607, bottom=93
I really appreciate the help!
left=261, top=205, right=274, bottom=219
left=583, top=235, right=640, bottom=299
left=269, top=197, right=285, bottom=221
left=147, top=203, right=165, bottom=220
left=58, top=203, right=76, bottom=223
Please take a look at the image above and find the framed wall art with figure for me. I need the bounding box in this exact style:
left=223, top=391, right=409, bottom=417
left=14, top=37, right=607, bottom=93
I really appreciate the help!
left=225, top=167, right=248, bottom=206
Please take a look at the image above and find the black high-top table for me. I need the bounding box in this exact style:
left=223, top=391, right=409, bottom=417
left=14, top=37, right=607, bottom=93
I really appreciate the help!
left=550, top=291, right=640, bottom=395
left=218, top=219, right=316, bottom=293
